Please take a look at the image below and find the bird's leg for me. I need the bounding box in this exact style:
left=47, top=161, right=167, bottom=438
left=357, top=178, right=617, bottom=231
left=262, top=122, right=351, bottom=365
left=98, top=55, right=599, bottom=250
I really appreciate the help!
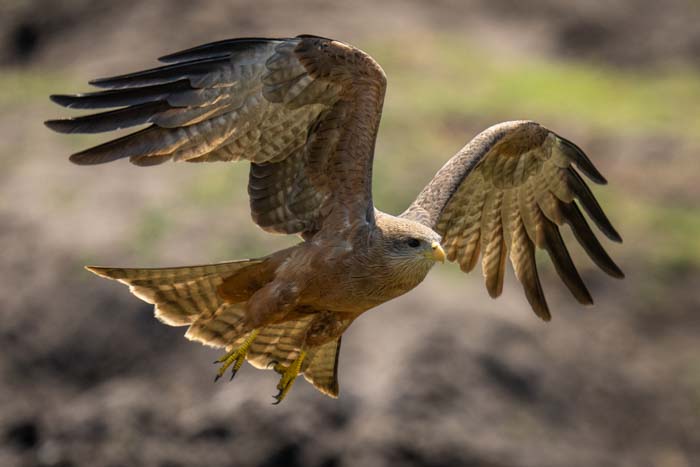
left=269, top=350, right=307, bottom=404
left=268, top=311, right=352, bottom=403
left=213, top=329, right=259, bottom=382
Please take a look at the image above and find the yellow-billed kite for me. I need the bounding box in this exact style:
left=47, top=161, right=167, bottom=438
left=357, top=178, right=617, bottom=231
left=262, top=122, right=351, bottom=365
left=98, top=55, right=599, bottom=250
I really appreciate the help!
left=46, top=35, right=623, bottom=403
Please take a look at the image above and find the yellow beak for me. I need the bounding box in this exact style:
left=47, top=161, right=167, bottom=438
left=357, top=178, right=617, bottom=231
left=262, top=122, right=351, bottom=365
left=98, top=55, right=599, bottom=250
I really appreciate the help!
left=430, top=241, right=446, bottom=263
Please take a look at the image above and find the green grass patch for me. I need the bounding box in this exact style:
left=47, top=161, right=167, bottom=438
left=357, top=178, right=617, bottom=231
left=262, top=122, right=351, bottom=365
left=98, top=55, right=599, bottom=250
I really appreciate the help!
left=0, top=69, right=76, bottom=107
left=367, top=36, right=700, bottom=138
left=184, top=164, right=247, bottom=207
left=597, top=188, right=700, bottom=270
left=131, top=207, right=171, bottom=260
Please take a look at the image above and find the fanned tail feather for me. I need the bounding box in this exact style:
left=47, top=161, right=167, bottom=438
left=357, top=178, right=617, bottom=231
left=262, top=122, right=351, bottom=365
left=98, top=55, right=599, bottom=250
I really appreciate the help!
left=87, top=258, right=267, bottom=328
left=87, top=255, right=343, bottom=397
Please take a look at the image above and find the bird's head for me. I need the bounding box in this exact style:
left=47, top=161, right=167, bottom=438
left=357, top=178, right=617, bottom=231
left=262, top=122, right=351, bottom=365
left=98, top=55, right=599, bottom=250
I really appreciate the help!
left=375, top=214, right=446, bottom=272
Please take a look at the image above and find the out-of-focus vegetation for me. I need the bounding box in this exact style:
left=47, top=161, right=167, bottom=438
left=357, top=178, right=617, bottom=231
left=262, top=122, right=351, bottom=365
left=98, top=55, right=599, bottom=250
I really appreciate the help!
left=373, top=38, right=700, bottom=137
left=607, top=193, right=700, bottom=269
left=0, top=71, right=71, bottom=105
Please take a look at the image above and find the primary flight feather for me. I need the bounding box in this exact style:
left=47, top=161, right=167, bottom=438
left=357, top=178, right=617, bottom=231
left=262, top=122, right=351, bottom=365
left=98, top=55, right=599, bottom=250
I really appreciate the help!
left=46, top=35, right=622, bottom=402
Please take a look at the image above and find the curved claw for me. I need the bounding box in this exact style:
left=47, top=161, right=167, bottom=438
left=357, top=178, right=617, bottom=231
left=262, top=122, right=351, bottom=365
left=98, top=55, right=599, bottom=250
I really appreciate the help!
left=267, top=360, right=279, bottom=369
left=269, top=350, right=307, bottom=404
left=211, top=330, right=260, bottom=383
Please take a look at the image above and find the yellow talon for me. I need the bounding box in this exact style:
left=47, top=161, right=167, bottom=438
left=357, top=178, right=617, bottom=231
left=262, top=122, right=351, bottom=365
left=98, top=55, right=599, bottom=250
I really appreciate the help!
left=271, top=350, right=307, bottom=404
left=214, top=329, right=259, bottom=382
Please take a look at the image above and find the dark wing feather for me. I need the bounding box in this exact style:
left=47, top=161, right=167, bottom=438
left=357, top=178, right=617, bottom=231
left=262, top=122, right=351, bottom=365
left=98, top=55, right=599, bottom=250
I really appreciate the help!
left=158, top=37, right=279, bottom=63
left=88, top=56, right=234, bottom=89
left=46, top=36, right=387, bottom=237
left=49, top=80, right=193, bottom=109
left=45, top=101, right=171, bottom=133
left=402, top=121, right=623, bottom=320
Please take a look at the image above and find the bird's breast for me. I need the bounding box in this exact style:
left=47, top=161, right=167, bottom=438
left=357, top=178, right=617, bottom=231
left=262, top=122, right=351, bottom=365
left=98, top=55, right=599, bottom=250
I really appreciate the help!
left=287, top=240, right=432, bottom=314
left=301, top=260, right=430, bottom=314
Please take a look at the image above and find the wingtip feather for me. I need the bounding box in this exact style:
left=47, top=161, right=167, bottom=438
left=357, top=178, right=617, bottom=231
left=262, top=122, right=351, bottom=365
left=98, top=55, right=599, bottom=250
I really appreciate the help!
left=486, top=283, right=502, bottom=299
left=87, top=77, right=114, bottom=88
left=559, top=137, right=608, bottom=185
left=44, top=118, right=86, bottom=134
left=85, top=265, right=117, bottom=279
left=49, top=94, right=77, bottom=108
left=69, top=151, right=114, bottom=165
left=609, top=229, right=623, bottom=244
left=44, top=119, right=70, bottom=133
left=157, top=37, right=280, bottom=63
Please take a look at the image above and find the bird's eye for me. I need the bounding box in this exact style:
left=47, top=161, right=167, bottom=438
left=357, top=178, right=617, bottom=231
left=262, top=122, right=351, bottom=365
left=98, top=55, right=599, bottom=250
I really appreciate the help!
left=407, top=238, right=421, bottom=248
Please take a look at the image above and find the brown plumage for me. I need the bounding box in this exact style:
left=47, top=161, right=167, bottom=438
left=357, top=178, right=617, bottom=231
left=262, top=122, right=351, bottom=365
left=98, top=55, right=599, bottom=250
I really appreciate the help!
left=47, top=35, right=623, bottom=401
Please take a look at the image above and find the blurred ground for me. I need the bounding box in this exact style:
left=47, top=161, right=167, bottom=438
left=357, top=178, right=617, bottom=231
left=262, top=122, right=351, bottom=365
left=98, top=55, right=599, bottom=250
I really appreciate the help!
left=1, top=1, right=699, bottom=466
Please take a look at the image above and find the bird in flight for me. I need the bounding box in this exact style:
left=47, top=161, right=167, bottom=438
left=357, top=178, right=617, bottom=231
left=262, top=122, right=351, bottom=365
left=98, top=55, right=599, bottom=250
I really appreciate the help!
left=46, top=35, right=623, bottom=403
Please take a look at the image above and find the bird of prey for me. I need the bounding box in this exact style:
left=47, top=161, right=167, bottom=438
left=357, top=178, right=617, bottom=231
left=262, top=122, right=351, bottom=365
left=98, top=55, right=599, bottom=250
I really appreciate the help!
left=46, top=35, right=623, bottom=403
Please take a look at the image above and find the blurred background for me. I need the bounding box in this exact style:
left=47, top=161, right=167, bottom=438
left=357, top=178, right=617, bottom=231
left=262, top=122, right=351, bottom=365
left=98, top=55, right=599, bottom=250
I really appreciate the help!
left=1, top=1, right=699, bottom=466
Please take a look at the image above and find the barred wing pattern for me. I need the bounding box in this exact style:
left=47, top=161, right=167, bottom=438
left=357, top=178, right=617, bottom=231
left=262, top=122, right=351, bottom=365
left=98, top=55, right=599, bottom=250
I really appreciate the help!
left=402, top=121, right=623, bottom=320
left=86, top=261, right=262, bottom=326
left=46, top=35, right=387, bottom=236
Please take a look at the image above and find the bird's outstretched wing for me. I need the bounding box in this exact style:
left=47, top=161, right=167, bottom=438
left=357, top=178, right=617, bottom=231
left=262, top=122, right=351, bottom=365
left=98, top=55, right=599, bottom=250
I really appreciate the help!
left=46, top=35, right=387, bottom=236
left=401, top=121, right=623, bottom=320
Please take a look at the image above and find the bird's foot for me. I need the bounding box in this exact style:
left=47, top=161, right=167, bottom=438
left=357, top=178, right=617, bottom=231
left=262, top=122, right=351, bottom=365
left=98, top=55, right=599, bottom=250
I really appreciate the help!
left=269, top=350, right=307, bottom=404
left=213, top=329, right=259, bottom=382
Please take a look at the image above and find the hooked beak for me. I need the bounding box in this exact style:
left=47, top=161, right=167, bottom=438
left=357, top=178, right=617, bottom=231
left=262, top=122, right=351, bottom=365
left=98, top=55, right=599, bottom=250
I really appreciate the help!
left=430, top=241, right=446, bottom=263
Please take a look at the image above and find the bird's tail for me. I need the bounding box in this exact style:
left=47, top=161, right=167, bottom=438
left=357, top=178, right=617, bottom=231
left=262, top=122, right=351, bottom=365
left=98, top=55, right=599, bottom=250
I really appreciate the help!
left=87, top=256, right=275, bottom=326
left=87, top=253, right=344, bottom=397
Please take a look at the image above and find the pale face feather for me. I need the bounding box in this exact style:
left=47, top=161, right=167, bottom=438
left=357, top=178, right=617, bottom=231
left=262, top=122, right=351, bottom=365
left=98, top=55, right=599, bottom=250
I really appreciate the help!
left=372, top=213, right=444, bottom=284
